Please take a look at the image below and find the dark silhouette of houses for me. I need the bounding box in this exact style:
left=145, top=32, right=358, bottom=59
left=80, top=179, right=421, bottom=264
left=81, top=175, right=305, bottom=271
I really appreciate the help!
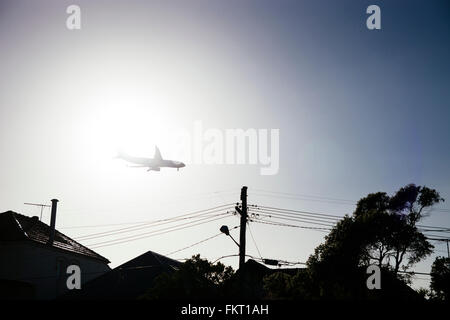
left=234, top=259, right=422, bottom=300
left=232, top=259, right=300, bottom=299
left=61, top=250, right=180, bottom=300
left=0, top=210, right=110, bottom=299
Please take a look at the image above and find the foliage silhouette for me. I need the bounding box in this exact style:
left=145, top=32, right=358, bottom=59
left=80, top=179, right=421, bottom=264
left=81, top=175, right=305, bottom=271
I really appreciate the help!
left=264, top=184, right=443, bottom=299
left=140, top=254, right=234, bottom=300
left=430, top=256, right=450, bottom=301
left=141, top=184, right=443, bottom=300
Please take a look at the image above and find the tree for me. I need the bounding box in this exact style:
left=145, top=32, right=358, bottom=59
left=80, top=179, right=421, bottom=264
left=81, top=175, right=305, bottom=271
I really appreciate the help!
left=141, top=255, right=234, bottom=300
left=304, top=216, right=372, bottom=299
left=430, top=256, right=450, bottom=301
left=303, top=184, right=443, bottom=298
left=415, top=287, right=431, bottom=300
left=354, top=184, right=443, bottom=275
left=263, top=272, right=295, bottom=300
left=263, top=269, right=318, bottom=300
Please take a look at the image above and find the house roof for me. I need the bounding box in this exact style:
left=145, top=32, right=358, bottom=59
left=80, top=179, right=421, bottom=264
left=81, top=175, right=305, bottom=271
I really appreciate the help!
left=61, top=250, right=180, bottom=299
left=0, top=211, right=110, bottom=264
left=238, top=260, right=422, bottom=300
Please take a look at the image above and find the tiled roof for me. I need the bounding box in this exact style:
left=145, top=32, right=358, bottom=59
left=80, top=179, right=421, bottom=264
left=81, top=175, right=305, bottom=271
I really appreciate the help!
left=0, top=211, right=110, bottom=263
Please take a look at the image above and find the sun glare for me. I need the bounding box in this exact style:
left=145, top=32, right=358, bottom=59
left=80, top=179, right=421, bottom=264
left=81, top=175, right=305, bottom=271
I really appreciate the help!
left=78, top=85, right=178, bottom=171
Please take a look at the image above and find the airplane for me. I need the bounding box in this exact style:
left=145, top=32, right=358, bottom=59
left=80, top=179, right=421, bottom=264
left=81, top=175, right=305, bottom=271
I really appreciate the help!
left=116, top=146, right=186, bottom=172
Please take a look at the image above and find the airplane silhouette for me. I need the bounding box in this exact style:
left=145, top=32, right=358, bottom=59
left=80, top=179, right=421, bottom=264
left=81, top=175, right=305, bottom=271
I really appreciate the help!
left=116, top=146, right=185, bottom=171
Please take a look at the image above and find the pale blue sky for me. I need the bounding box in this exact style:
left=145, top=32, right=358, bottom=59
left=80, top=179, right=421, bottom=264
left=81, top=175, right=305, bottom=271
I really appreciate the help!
left=0, top=0, right=449, bottom=290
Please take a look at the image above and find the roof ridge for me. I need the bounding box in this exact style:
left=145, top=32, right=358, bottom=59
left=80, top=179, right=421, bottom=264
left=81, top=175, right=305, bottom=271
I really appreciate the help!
left=9, top=211, right=30, bottom=239
left=52, top=227, right=111, bottom=263
left=0, top=210, right=110, bottom=264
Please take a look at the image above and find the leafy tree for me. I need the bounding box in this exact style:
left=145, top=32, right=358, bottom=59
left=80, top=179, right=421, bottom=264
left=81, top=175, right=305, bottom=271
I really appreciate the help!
left=415, top=287, right=431, bottom=300
left=263, top=272, right=295, bottom=300
left=430, top=256, right=450, bottom=301
left=141, top=254, right=234, bottom=300
left=353, top=184, right=442, bottom=275
left=304, top=216, right=372, bottom=299
left=303, top=184, right=443, bottom=298
left=263, top=269, right=318, bottom=300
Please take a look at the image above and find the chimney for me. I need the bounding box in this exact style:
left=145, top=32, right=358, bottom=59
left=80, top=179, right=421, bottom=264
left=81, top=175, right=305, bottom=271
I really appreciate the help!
left=48, top=199, right=59, bottom=245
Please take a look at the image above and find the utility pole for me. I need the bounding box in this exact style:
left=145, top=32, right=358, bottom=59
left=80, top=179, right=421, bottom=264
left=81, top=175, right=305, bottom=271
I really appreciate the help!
left=235, top=186, right=248, bottom=270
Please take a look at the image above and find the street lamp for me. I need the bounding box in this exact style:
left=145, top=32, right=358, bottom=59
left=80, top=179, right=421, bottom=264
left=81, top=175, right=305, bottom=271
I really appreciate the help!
left=220, top=225, right=240, bottom=248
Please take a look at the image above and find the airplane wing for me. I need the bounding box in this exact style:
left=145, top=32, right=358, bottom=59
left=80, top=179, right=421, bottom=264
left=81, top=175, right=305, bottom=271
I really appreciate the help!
left=154, top=146, right=163, bottom=161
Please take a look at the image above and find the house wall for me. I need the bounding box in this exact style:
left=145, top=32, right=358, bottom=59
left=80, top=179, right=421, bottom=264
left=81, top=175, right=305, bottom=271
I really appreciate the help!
left=0, top=241, right=110, bottom=299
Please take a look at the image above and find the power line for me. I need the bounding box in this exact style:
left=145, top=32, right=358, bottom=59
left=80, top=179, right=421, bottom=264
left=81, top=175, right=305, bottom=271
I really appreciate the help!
left=63, top=202, right=447, bottom=235
left=420, top=229, right=450, bottom=233
left=249, top=211, right=335, bottom=228
left=88, top=214, right=233, bottom=249
left=249, top=210, right=338, bottom=226
left=251, top=217, right=450, bottom=242
left=419, top=224, right=450, bottom=230
left=427, top=237, right=450, bottom=241
left=277, top=260, right=307, bottom=267
left=251, top=210, right=448, bottom=239
left=254, top=205, right=346, bottom=219
left=76, top=209, right=235, bottom=242
left=87, top=213, right=231, bottom=248
left=60, top=221, right=149, bottom=230
left=212, top=254, right=256, bottom=264
left=249, top=188, right=450, bottom=213
left=166, top=233, right=223, bottom=256
left=251, top=218, right=331, bottom=232
left=252, top=204, right=449, bottom=231
left=166, top=226, right=239, bottom=256
left=247, top=222, right=263, bottom=260
left=75, top=204, right=235, bottom=241
left=397, top=270, right=431, bottom=276
left=250, top=206, right=342, bottom=222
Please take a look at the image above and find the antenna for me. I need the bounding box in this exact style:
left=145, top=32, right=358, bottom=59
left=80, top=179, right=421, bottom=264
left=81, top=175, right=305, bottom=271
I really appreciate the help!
left=24, top=202, right=51, bottom=221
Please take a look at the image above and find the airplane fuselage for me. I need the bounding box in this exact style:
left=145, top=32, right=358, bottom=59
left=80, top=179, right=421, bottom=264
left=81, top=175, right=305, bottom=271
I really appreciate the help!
left=118, top=153, right=185, bottom=170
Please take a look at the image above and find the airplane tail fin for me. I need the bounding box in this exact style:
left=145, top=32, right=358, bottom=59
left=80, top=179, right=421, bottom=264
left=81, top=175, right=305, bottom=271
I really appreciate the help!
left=154, top=146, right=163, bottom=161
